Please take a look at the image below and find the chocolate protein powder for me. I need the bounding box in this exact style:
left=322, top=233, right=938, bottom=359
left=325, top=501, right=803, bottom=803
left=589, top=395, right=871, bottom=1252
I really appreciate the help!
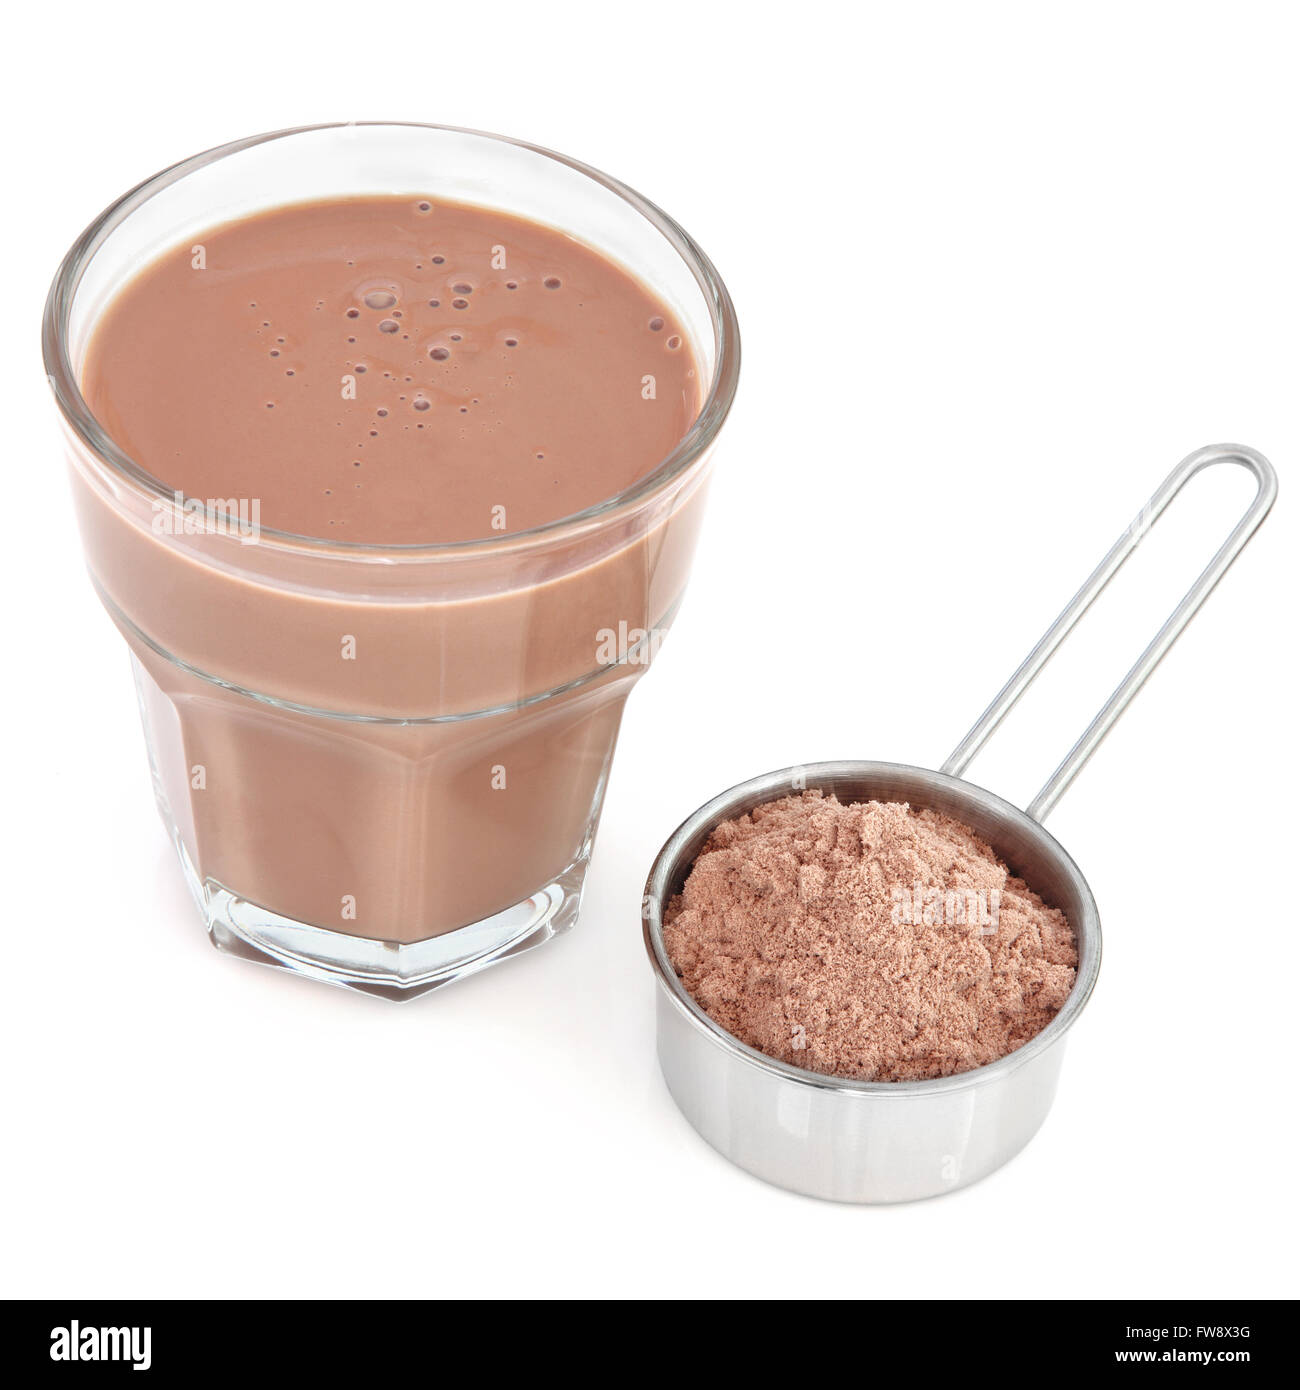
left=662, top=792, right=1078, bottom=1082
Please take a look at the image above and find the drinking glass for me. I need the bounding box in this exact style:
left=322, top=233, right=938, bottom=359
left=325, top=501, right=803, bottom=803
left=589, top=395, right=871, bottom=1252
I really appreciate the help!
left=43, top=122, right=740, bottom=998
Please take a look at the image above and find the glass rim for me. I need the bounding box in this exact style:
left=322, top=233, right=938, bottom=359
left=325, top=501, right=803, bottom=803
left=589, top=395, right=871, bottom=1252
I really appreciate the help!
left=42, top=120, right=741, bottom=560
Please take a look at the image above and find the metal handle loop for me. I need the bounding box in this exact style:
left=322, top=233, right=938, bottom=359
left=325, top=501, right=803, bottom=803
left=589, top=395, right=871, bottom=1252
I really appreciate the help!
left=941, top=444, right=1277, bottom=822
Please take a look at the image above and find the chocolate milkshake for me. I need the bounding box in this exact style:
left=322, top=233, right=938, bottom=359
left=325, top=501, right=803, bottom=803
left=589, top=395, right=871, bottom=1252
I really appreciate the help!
left=46, top=124, right=739, bottom=997
left=82, top=197, right=700, bottom=544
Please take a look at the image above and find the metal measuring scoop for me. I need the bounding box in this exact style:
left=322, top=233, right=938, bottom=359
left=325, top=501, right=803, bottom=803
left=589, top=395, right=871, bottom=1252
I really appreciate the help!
left=643, top=444, right=1277, bottom=1203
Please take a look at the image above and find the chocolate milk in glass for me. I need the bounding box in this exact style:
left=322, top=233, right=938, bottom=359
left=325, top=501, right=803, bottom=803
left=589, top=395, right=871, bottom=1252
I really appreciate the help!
left=46, top=125, right=738, bottom=997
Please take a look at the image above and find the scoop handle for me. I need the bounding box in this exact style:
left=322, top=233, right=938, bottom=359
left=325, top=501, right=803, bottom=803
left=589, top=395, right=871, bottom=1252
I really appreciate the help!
left=940, top=444, right=1277, bottom=822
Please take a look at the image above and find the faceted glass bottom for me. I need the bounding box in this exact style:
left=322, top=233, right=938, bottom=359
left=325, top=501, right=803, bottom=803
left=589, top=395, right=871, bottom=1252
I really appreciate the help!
left=168, top=816, right=586, bottom=1000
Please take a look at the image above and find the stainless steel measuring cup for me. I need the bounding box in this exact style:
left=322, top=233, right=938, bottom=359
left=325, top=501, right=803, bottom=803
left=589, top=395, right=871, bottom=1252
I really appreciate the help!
left=643, top=444, right=1277, bottom=1203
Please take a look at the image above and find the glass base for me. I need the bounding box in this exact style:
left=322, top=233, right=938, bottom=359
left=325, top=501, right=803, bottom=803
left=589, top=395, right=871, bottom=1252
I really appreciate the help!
left=168, top=825, right=585, bottom=1001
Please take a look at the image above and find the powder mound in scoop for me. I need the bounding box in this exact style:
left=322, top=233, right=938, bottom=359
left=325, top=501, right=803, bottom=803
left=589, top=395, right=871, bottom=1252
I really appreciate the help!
left=662, top=791, right=1077, bottom=1082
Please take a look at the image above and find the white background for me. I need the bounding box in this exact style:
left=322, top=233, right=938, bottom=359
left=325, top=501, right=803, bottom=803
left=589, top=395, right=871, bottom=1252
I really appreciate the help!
left=4, top=0, right=1297, bottom=1300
